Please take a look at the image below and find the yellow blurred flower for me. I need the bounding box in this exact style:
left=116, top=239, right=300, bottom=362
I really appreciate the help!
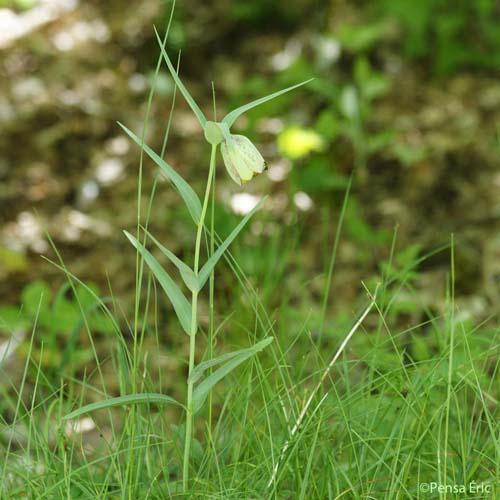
left=278, top=126, right=325, bottom=159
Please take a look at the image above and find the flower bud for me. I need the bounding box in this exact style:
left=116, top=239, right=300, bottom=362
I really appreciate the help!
left=221, top=134, right=265, bottom=186
left=204, top=121, right=224, bottom=145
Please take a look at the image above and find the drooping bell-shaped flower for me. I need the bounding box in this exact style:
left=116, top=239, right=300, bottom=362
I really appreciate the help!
left=220, top=134, right=265, bottom=185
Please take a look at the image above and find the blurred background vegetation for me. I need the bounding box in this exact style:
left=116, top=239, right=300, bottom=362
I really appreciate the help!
left=1, top=0, right=500, bottom=391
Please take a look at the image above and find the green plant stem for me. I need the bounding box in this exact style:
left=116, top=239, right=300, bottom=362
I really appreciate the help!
left=183, top=143, right=217, bottom=492
left=208, top=87, right=217, bottom=433
left=208, top=167, right=215, bottom=431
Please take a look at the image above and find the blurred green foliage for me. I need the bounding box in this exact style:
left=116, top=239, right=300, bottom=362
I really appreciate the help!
left=0, top=246, right=28, bottom=274
left=0, top=280, right=114, bottom=374
left=380, top=0, right=500, bottom=74
left=0, top=0, right=36, bottom=10
left=229, top=0, right=318, bottom=30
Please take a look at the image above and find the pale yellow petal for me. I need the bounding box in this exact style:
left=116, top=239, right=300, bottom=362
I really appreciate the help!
left=232, top=135, right=265, bottom=173
left=221, top=141, right=242, bottom=185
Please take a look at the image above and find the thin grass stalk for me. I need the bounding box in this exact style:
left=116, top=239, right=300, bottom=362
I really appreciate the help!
left=267, top=284, right=379, bottom=488
left=318, top=175, right=352, bottom=343
left=443, top=234, right=455, bottom=489
left=127, top=21, right=173, bottom=497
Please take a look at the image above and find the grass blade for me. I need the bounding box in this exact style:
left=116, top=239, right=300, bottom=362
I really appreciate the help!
left=154, top=26, right=207, bottom=129
left=192, top=336, right=273, bottom=413
left=64, top=393, right=182, bottom=420
left=189, top=337, right=273, bottom=384
left=125, top=231, right=193, bottom=335
left=138, top=227, right=199, bottom=292
left=118, top=122, right=202, bottom=224
left=198, top=196, right=267, bottom=289
left=222, top=79, right=314, bottom=128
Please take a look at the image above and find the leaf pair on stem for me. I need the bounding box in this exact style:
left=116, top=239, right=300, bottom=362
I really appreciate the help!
left=153, top=27, right=312, bottom=185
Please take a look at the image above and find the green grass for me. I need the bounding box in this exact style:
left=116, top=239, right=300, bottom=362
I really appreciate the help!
left=1, top=248, right=499, bottom=498
left=1, top=13, right=500, bottom=500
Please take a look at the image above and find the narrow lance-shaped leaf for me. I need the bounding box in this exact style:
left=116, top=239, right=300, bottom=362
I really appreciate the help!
left=118, top=122, right=202, bottom=225
left=189, top=336, right=274, bottom=384
left=222, top=79, right=314, bottom=128
left=192, top=337, right=273, bottom=413
left=125, top=232, right=193, bottom=335
left=154, top=26, right=207, bottom=129
left=64, top=393, right=183, bottom=421
left=139, top=227, right=199, bottom=293
left=198, top=196, right=267, bottom=290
